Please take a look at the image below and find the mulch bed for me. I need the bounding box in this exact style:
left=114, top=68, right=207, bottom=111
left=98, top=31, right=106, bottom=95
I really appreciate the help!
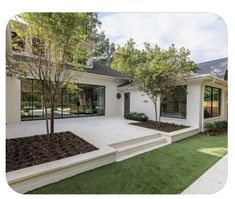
left=200, top=128, right=228, bottom=136
left=130, top=121, right=189, bottom=132
left=6, top=131, right=98, bottom=172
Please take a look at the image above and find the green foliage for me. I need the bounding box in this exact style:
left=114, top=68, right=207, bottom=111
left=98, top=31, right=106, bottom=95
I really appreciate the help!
left=10, top=13, right=101, bottom=135
left=111, top=38, right=144, bottom=78
left=136, top=43, right=197, bottom=101
left=126, top=112, right=149, bottom=122
left=204, top=121, right=227, bottom=132
left=6, top=56, right=27, bottom=78
left=93, top=31, right=115, bottom=66
left=215, top=121, right=227, bottom=129
left=13, top=13, right=99, bottom=69
left=136, top=43, right=197, bottom=125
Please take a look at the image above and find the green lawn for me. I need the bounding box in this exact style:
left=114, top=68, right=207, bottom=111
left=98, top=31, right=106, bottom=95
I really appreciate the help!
left=29, top=133, right=227, bottom=194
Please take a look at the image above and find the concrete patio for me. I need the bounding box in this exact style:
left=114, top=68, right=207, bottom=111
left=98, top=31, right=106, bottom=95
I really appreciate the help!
left=6, top=116, right=201, bottom=193
left=6, top=116, right=162, bottom=148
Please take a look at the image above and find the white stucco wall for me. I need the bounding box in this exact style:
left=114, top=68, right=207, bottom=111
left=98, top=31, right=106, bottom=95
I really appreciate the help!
left=77, top=73, right=124, bottom=117
left=6, top=74, right=125, bottom=124
left=124, top=79, right=227, bottom=130
left=6, top=77, right=21, bottom=124
left=125, top=83, right=202, bottom=128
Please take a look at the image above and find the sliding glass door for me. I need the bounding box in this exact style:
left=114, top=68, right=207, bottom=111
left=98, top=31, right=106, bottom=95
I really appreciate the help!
left=21, top=79, right=105, bottom=121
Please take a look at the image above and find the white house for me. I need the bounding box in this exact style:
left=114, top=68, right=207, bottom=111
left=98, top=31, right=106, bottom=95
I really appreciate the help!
left=6, top=22, right=228, bottom=133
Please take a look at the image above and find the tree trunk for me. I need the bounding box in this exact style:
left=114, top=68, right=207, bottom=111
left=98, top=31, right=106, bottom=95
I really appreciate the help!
left=42, top=83, right=50, bottom=142
left=154, top=100, right=158, bottom=127
left=44, top=98, right=50, bottom=142
left=50, top=87, right=58, bottom=143
left=50, top=102, right=55, bottom=136
left=159, top=100, right=162, bottom=125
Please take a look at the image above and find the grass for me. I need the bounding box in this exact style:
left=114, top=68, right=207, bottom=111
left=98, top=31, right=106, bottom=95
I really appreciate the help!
left=29, top=133, right=227, bottom=194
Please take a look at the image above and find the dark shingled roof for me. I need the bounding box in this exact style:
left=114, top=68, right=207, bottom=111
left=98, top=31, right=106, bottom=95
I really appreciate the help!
left=197, top=57, right=228, bottom=79
left=12, top=54, right=129, bottom=79
left=117, top=81, right=132, bottom=87
left=86, top=61, right=129, bottom=79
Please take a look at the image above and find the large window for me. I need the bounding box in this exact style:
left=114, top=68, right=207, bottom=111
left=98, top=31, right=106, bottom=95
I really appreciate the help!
left=160, top=86, right=187, bottom=119
left=204, top=86, right=221, bottom=118
left=21, top=79, right=105, bottom=121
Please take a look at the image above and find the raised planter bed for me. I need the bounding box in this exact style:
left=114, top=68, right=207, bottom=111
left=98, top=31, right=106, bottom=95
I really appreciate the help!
left=130, top=121, right=189, bottom=132
left=160, top=127, right=200, bottom=142
left=6, top=145, right=116, bottom=193
left=6, top=131, right=98, bottom=172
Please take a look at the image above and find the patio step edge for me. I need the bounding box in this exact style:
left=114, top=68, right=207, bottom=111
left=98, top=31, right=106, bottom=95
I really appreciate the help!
left=116, top=141, right=170, bottom=162
left=109, top=133, right=162, bottom=149
left=114, top=137, right=168, bottom=161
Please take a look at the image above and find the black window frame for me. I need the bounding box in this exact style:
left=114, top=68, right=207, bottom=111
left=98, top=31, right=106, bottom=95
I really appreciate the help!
left=204, top=85, right=221, bottom=119
left=160, top=85, right=187, bottom=119
left=21, top=78, right=105, bottom=121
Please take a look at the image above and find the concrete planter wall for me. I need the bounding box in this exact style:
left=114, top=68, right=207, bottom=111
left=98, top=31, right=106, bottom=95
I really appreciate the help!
left=7, top=146, right=116, bottom=193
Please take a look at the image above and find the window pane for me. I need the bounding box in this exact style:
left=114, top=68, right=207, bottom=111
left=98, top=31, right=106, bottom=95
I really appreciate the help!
left=21, top=92, right=33, bottom=120
left=93, top=86, right=105, bottom=116
left=70, top=90, right=79, bottom=117
left=32, top=93, right=44, bottom=119
left=62, top=94, right=71, bottom=117
left=212, top=88, right=220, bottom=117
left=204, top=86, right=221, bottom=118
left=160, top=86, right=187, bottom=119
left=54, top=93, right=62, bottom=118
left=204, top=86, right=212, bottom=118
left=79, top=84, right=92, bottom=116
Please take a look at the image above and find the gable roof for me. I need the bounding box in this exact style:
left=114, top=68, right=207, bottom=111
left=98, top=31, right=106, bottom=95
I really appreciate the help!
left=197, top=57, right=227, bottom=79
left=12, top=54, right=129, bottom=80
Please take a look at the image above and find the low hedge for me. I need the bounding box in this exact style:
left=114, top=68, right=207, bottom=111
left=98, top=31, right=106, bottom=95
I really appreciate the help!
left=204, top=121, right=227, bottom=132
left=126, top=112, right=149, bottom=122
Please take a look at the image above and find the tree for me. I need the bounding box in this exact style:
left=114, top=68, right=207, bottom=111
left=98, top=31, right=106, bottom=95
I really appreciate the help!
left=93, top=31, right=115, bottom=66
left=10, top=13, right=100, bottom=141
left=136, top=43, right=197, bottom=127
left=111, top=38, right=143, bottom=79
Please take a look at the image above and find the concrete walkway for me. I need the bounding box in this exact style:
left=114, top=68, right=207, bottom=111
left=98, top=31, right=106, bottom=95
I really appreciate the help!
left=182, top=155, right=228, bottom=194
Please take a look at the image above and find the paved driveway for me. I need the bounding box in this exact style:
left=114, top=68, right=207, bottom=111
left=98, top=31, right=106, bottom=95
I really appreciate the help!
left=6, top=116, right=160, bottom=147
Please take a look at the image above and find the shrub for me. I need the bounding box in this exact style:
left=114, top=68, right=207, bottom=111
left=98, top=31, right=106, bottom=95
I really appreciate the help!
left=204, top=121, right=227, bottom=132
left=215, top=121, right=227, bottom=129
left=204, top=123, right=218, bottom=132
left=137, top=113, right=149, bottom=122
left=127, top=112, right=148, bottom=122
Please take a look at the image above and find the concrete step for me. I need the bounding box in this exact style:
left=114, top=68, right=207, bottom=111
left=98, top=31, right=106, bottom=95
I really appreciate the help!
left=110, top=133, right=162, bottom=149
left=113, top=136, right=169, bottom=161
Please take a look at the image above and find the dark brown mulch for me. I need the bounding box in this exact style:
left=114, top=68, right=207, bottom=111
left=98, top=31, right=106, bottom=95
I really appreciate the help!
left=6, top=131, right=98, bottom=172
left=200, top=128, right=228, bottom=136
left=130, top=121, right=189, bottom=132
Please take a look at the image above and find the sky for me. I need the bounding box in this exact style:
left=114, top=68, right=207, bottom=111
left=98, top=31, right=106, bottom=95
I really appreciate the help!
left=98, top=13, right=227, bottom=63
